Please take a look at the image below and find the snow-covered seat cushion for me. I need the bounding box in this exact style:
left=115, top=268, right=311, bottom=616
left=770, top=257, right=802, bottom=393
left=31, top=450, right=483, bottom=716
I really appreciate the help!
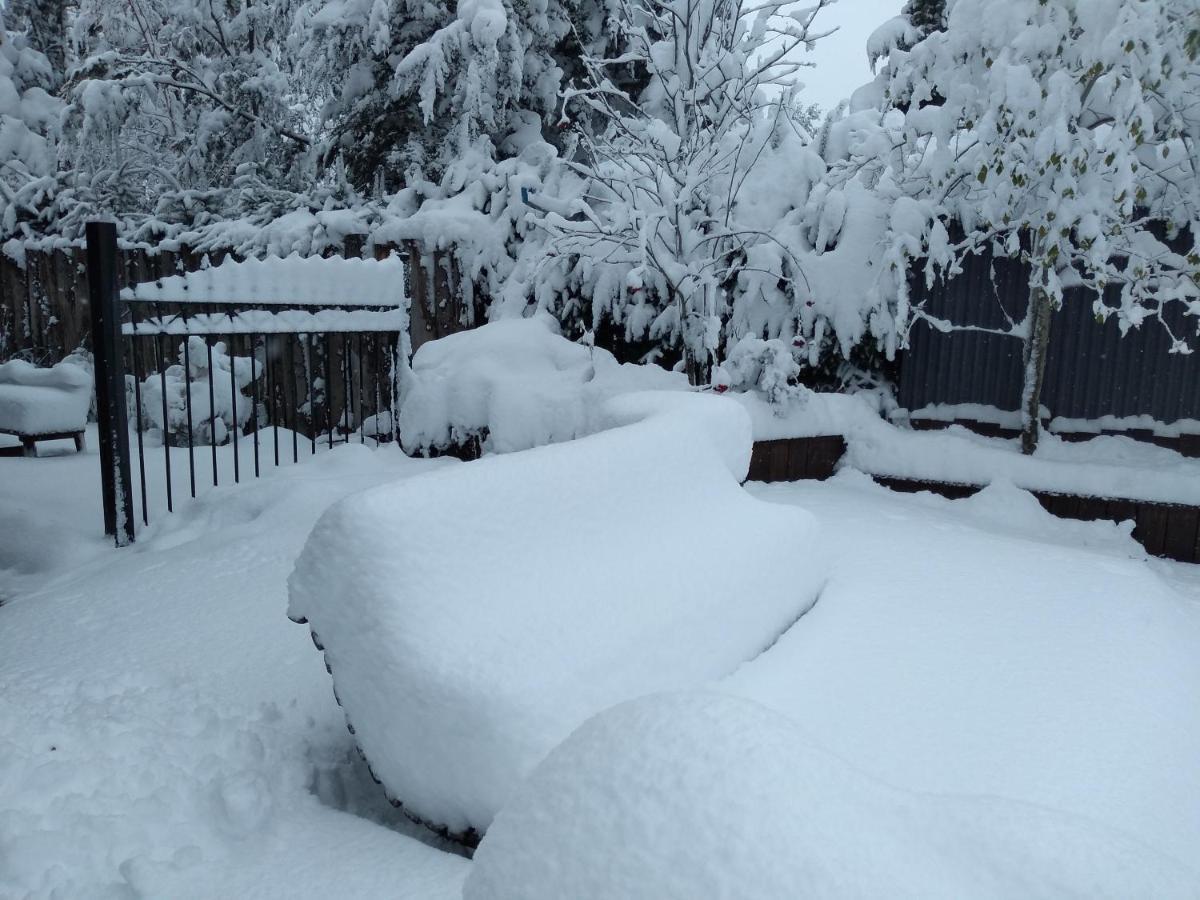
left=0, top=359, right=93, bottom=435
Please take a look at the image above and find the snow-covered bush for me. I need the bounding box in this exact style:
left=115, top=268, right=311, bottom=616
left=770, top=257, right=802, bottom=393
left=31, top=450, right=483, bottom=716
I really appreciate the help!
left=398, top=315, right=685, bottom=456
left=289, top=391, right=825, bottom=842
left=140, top=337, right=261, bottom=446
left=714, top=336, right=808, bottom=410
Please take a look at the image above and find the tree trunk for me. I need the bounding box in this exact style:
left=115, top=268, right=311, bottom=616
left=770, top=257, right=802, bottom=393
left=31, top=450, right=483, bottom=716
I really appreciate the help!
left=1020, top=284, right=1054, bottom=455
left=684, top=348, right=711, bottom=387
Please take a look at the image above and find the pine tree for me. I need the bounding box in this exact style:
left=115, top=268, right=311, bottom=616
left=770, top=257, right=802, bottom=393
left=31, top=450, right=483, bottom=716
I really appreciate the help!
left=902, top=0, right=945, bottom=37
left=293, top=0, right=625, bottom=192
left=7, top=0, right=68, bottom=78
left=0, top=9, right=64, bottom=241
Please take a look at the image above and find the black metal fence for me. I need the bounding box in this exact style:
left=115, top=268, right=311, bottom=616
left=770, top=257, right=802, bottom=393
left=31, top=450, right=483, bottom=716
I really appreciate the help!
left=897, top=244, right=1200, bottom=426
left=86, top=222, right=405, bottom=546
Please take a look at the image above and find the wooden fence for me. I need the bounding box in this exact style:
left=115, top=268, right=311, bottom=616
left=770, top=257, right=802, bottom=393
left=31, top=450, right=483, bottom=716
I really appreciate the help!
left=0, top=239, right=481, bottom=366
left=748, top=435, right=1200, bottom=564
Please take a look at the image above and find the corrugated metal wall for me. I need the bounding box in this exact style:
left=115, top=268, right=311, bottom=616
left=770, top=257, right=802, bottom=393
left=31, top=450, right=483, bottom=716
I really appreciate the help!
left=898, top=247, right=1200, bottom=424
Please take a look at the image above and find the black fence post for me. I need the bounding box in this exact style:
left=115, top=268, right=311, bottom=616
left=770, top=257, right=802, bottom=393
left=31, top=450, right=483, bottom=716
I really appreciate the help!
left=86, top=221, right=136, bottom=546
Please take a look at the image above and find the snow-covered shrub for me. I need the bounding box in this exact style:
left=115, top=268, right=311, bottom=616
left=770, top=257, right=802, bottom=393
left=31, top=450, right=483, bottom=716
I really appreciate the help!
left=288, top=392, right=825, bottom=842
left=140, top=337, right=261, bottom=446
left=714, top=336, right=808, bottom=411
left=398, top=315, right=685, bottom=456
left=466, top=691, right=1197, bottom=899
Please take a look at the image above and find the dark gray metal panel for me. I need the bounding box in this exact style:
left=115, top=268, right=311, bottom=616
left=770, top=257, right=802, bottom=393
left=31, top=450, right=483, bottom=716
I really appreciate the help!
left=899, top=243, right=1200, bottom=425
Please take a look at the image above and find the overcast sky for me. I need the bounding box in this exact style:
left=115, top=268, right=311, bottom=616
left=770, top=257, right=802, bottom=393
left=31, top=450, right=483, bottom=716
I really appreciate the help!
left=795, top=0, right=906, bottom=111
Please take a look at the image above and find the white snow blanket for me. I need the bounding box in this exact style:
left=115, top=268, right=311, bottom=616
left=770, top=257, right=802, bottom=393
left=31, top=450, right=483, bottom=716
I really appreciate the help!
left=398, top=315, right=685, bottom=455
left=289, top=392, right=825, bottom=838
left=467, top=692, right=1197, bottom=899
left=121, top=253, right=407, bottom=307
left=0, top=358, right=92, bottom=434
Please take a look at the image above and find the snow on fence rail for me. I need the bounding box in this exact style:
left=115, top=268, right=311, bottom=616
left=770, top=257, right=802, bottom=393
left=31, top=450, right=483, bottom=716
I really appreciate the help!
left=1, top=236, right=481, bottom=364
left=81, top=222, right=436, bottom=545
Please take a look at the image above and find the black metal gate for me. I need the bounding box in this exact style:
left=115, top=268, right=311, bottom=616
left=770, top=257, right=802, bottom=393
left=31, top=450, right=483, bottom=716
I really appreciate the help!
left=85, top=222, right=407, bottom=546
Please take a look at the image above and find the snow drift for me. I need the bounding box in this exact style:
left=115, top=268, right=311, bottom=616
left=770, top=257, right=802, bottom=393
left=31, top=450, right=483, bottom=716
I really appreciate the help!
left=288, top=391, right=825, bottom=841
left=466, top=691, right=1198, bottom=899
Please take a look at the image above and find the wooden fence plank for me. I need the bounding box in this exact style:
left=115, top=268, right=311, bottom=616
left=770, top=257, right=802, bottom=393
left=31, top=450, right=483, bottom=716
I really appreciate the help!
left=1134, top=504, right=1171, bottom=557
left=1164, top=506, right=1200, bottom=564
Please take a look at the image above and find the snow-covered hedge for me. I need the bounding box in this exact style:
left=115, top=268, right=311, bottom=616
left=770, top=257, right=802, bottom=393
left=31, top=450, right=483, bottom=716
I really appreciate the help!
left=288, top=391, right=825, bottom=841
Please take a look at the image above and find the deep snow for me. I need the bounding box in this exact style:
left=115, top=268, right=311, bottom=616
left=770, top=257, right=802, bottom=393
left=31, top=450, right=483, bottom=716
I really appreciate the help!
left=2, top=419, right=1198, bottom=896
left=0, top=434, right=469, bottom=898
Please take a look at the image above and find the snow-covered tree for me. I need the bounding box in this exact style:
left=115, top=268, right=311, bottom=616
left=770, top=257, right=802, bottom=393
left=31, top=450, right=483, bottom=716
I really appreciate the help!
left=840, top=0, right=1200, bottom=452
left=903, top=0, right=945, bottom=38
left=50, top=0, right=312, bottom=233
left=293, top=0, right=625, bottom=192
left=0, top=9, right=64, bottom=240
left=542, top=0, right=834, bottom=384
left=7, top=0, right=68, bottom=77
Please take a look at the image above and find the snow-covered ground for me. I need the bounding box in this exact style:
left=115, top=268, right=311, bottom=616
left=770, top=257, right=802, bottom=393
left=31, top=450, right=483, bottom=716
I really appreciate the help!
left=2, top=419, right=1199, bottom=896
left=0, top=431, right=470, bottom=898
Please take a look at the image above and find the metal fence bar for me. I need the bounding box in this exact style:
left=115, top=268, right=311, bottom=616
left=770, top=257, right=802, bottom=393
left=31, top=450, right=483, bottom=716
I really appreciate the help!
left=154, top=334, right=173, bottom=513
left=287, top=336, right=299, bottom=464
left=325, top=332, right=334, bottom=451
left=358, top=333, right=366, bottom=444
left=84, top=221, right=136, bottom=546
left=183, top=332, right=197, bottom=497
left=251, top=334, right=261, bottom=478
left=268, top=334, right=279, bottom=468
left=230, top=331, right=240, bottom=484
left=206, top=337, right=218, bottom=486
left=129, top=307, right=149, bottom=527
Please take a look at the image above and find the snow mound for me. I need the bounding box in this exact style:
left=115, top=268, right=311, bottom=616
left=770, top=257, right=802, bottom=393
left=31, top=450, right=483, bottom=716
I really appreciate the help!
left=466, top=691, right=1199, bottom=900
left=0, top=357, right=92, bottom=434
left=398, top=315, right=685, bottom=455
left=288, top=392, right=824, bottom=840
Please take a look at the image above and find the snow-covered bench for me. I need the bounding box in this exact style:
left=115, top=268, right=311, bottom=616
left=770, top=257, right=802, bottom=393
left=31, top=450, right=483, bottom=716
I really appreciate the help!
left=0, top=359, right=92, bottom=457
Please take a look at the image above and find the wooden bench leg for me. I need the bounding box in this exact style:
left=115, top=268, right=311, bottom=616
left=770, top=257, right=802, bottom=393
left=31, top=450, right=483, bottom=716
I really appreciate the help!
left=20, top=437, right=36, bottom=458
left=74, top=432, right=86, bottom=453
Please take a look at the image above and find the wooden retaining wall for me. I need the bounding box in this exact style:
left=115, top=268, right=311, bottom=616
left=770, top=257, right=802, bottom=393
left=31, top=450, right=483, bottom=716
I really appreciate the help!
left=749, top=436, right=1200, bottom=565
